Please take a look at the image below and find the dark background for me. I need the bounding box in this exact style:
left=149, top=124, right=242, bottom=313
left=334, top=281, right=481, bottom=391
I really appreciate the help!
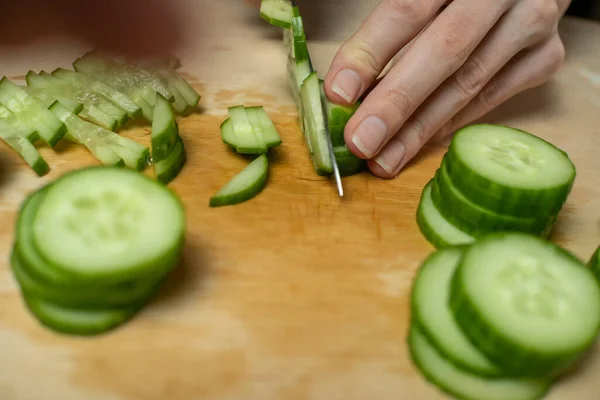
left=566, top=0, right=600, bottom=19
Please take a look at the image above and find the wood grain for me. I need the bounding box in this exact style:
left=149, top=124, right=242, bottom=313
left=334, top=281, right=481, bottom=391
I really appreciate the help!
left=0, top=2, right=599, bottom=399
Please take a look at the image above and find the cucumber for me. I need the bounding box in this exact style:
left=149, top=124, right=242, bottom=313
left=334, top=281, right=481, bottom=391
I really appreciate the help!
left=220, top=118, right=236, bottom=149
left=31, top=166, right=186, bottom=283
left=333, top=145, right=365, bottom=177
left=300, top=73, right=333, bottom=174
left=22, top=294, right=140, bottom=336
left=416, top=180, right=475, bottom=248
left=210, top=154, right=269, bottom=207
left=408, top=323, right=550, bottom=400
left=0, top=120, right=49, bottom=176
left=227, top=105, right=267, bottom=154
left=51, top=68, right=142, bottom=118
left=0, top=104, right=38, bottom=142
left=411, top=246, right=503, bottom=377
left=450, top=232, right=600, bottom=376
left=151, top=93, right=179, bottom=162
left=291, top=15, right=309, bottom=60
left=24, top=86, right=83, bottom=115
left=445, top=124, right=576, bottom=218
left=590, top=246, right=600, bottom=280
left=142, top=66, right=200, bottom=113
left=431, top=158, right=556, bottom=237
left=320, top=80, right=360, bottom=147
left=260, top=0, right=293, bottom=29
left=154, top=137, right=186, bottom=184
left=49, top=102, right=125, bottom=167
left=0, top=77, right=66, bottom=147
left=247, top=106, right=282, bottom=149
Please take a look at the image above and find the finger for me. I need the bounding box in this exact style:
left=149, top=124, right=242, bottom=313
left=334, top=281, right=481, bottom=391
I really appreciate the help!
left=0, top=0, right=183, bottom=57
left=344, top=0, right=512, bottom=161
left=368, top=0, right=560, bottom=177
left=323, top=0, right=448, bottom=105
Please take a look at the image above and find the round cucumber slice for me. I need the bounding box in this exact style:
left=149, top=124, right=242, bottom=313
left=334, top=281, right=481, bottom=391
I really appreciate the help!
left=432, top=159, right=556, bottom=237
left=446, top=124, right=575, bottom=218
left=416, top=180, right=475, bottom=248
left=408, top=323, right=550, bottom=400
left=411, top=246, right=503, bottom=377
left=450, top=232, right=600, bottom=376
left=32, top=166, right=186, bottom=283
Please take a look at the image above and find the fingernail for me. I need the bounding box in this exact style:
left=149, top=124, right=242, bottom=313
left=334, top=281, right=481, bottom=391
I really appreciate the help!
left=374, top=143, right=406, bottom=175
left=351, top=116, right=388, bottom=158
left=332, top=69, right=363, bottom=103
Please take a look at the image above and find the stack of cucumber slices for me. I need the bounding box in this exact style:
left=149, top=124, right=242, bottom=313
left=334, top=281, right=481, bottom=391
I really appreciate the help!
left=417, top=124, right=576, bottom=248
left=10, top=166, right=186, bottom=336
left=260, top=0, right=366, bottom=178
left=409, top=233, right=600, bottom=400
left=0, top=51, right=200, bottom=184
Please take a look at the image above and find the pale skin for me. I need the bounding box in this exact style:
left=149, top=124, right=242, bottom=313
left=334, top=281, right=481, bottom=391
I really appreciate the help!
left=2, top=0, right=570, bottom=179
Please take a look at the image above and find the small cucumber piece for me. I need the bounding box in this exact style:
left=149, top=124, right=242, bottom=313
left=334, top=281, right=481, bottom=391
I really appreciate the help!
left=259, top=0, right=293, bottom=29
left=301, top=73, right=333, bottom=174
left=0, top=120, right=49, bottom=176
left=411, top=246, right=503, bottom=377
left=450, top=232, right=600, bottom=376
left=333, top=145, right=365, bottom=177
left=210, top=154, right=269, bottom=207
left=154, top=137, right=186, bottom=184
left=408, top=323, right=550, bottom=400
left=227, top=105, right=267, bottom=154
left=416, top=180, right=475, bottom=248
left=249, top=106, right=282, bottom=148
left=151, top=93, right=178, bottom=162
left=446, top=124, right=576, bottom=218
left=319, top=80, right=360, bottom=147
left=24, top=85, right=83, bottom=115
left=0, top=104, right=39, bottom=142
left=31, top=166, right=186, bottom=283
left=0, top=77, right=66, bottom=147
left=220, top=118, right=236, bottom=149
left=291, top=16, right=309, bottom=60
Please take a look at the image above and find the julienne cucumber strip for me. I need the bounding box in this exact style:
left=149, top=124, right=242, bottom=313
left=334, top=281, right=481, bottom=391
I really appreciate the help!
left=0, top=77, right=66, bottom=147
left=416, top=180, right=475, bottom=248
left=449, top=232, right=600, bottom=377
left=151, top=93, right=179, bottom=162
left=0, top=120, right=49, bottom=176
left=408, top=323, right=550, bottom=400
left=432, top=157, right=556, bottom=237
left=411, top=246, right=504, bottom=377
left=0, top=104, right=38, bottom=142
left=445, top=124, right=576, bottom=218
left=210, top=154, right=269, bottom=207
left=24, top=86, right=83, bottom=116
left=260, top=0, right=293, bottom=29
left=31, top=167, right=186, bottom=283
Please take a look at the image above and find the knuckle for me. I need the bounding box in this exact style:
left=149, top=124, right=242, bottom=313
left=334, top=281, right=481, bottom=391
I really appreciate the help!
left=453, top=55, right=489, bottom=97
left=524, top=0, right=560, bottom=37
left=340, top=40, right=381, bottom=77
left=382, top=83, right=413, bottom=121
left=412, top=117, right=430, bottom=146
left=434, top=18, right=476, bottom=62
left=384, top=0, right=430, bottom=22
left=478, top=77, right=499, bottom=109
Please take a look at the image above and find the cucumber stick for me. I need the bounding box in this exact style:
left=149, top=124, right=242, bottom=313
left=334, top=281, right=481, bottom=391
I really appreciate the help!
left=155, top=136, right=186, bottom=184
left=0, top=119, right=49, bottom=176
left=450, top=232, right=600, bottom=376
left=260, top=0, right=293, bottom=29
left=0, top=104, right=39, bottom=142
left=151, top=93, right=179, bottom=162
left=0, top=77, right=66, bottom=147
left=408, top=324, right=550, bottom=400
left=291, top=15, right=309, bottom=60
left=300, top=73, right=332, bottom=174
left=210, top=154, right=269, bottom=207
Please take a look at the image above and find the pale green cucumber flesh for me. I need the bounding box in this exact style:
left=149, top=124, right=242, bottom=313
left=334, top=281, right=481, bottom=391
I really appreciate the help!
left=245, top=106, right=269, bottom=151
left=227, top=105, right=266, bottom=154
left=220, top=118, right=237, bottom=149
left=300, top=73, right=332, bottom=173
left=0, top=120, right=49, bottom=175
left=154, top=137, right=186, bottom=184
left=210, top=154, right=269, bottom=207
left=259, top=0, right=293, bottom=29
left=416, top=180, right=475, bottom=248
left=446, top=124, right=575, bottom=218
left=253, top=106, right=282, bottom=148
left=151, top=93, right=178, bottom=162
left=450, top=232, right=600, bottom=376
left=408, top=323, right=550, bottom=400
left=31, top=166, right=186, bottom=282
left=411, top=246, right=503, bottom=377
left=0, top=104, right=38, bottom=142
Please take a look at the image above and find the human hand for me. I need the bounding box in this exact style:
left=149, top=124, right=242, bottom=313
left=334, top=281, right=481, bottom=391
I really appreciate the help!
left=323, top=0, right=571, bottom=179
left=0, top=0, right=182, bottom=57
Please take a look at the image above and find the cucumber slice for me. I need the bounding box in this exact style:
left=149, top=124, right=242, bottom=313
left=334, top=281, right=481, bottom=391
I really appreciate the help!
left=446, top=124, right=576, bottom=218
left=0, top=120, right=49, bottom=176
left=417, top=180, right=475, bottom=248
left=408, top=323, right=550, bottom=400
left=0, top=104, right=39, bottom=142
left=154, top=137, right=186, bottom=184
left=49, top=102, right=124, bottom=167
left=22, top=294, right=139, bottom=336
left=319, top=80, right=360, bottom=147
left=333, top=145, right=365, bottom=177
left=251, top=106, right=282, bottom=148
left=0, top=77, right=66, bottom=147
left=300, top=73, right=333, bottom=174
left=291, top=16, right=309, bottom=60
left=32, top=166, right=186, bottom=282
left=227, top=105, right=267, bottom=154
left=260, top=0, right=293, bottom=29
left=432, top=158, right=557, bottom=237
left=51, top=68, right=142, bottom=118
left=220, top=118, right=236, bottom=149
left=210, top=154, right=269, bottom=207
left=151, top=93, right=178, bottom=162
left=590, top=246, right=600, bottom=281
left=412, top=246, right=503, bottom=377
left=450, top=232, right=600, bottom=376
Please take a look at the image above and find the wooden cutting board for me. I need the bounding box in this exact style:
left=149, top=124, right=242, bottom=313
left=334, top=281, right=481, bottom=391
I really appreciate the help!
left=0, top=2, right=599, bottom=399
